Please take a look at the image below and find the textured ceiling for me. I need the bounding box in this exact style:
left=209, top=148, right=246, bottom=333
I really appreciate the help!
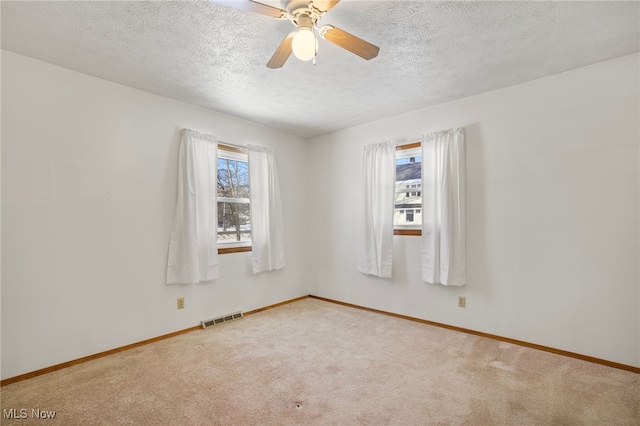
left=2, top=1, right=639, bottom=138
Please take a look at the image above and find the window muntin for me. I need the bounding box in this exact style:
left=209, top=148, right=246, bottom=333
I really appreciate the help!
left=395, top=143, right=422, bottom=236
left=217, top=145, right=251, bottom=252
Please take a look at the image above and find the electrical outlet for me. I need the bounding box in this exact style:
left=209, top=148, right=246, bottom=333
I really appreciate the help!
left=177, top=298, right=185, bottom=309
left=458, top=296, right=466, bottom=308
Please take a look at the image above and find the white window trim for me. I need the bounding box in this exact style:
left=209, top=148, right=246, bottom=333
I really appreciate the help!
left=218, top=148, right=247, bottom=162
left=396, top=146, right=421, bottom=160
left=218, top=197, right=250, bottom=204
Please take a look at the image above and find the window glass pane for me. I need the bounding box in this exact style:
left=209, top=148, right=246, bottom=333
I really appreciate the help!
left=217, top=158, right=249, bottom=199
left=395, top=154, right=422, bottom=227
left=217, top=202, right=251, bottom=243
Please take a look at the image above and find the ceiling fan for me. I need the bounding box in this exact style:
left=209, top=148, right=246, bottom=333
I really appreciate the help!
left=214, top=0, right=380, bottom=68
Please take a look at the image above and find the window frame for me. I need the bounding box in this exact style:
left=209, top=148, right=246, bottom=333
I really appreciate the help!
left=217, top=143, right=252, bottom=254
left=395, top=142, right=422, bottom=236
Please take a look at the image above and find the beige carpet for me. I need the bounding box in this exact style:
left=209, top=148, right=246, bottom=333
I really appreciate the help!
left=2, top=298, right=638, bottom=425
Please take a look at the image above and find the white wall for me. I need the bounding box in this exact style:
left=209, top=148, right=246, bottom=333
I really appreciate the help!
left=1, top=51, right=310, bottom=379
left=308, top=54, right=640, bottom=367
left=2, top=50, right=639, bottom=380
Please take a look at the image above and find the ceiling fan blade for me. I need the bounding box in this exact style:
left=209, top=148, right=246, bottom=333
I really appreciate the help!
left=312, top=0, right=340, bottom=13
left=319, top=25, right=379, bottom=60
left=213, top=0, right=288, bottom=19
left=267, top=33, right=294, bottom=69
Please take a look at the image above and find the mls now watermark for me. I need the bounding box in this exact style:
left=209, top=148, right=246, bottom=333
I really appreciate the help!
left=3, top=408, right=57, bottom=419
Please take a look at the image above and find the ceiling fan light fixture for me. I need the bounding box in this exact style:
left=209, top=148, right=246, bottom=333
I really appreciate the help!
left=216, top=0, right=380, bottom=68
left=292, top=27, right=317, bottom=61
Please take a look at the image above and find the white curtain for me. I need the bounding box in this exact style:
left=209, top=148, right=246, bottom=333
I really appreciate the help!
left=248, top=144, right=285, bottom=273
left=422, top=128, right=466, bottom=286
left=358, top=141, right=396, bottom=278
left=166, top=129, right=219, bottom=284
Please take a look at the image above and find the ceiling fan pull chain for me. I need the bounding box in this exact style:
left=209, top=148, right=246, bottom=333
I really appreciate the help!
left=313, top=26, right=318, bottom=65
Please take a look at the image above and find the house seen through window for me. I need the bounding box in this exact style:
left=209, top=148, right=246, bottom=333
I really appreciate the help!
left=217, top=144, right=251, bottom=252
left=395, top=143, right=422, bottom=235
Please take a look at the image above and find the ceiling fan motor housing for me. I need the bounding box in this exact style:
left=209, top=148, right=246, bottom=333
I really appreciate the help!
left=286, top=0, right=317, bottom=15
left=295, top=13, right=314, bottom=30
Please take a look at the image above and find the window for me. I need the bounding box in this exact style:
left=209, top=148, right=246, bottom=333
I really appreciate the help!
left=394, top=142, right=422, bottom=236
left=217, top=144, right=251, bottom=254
left=405, top=209, right=414, bottom=222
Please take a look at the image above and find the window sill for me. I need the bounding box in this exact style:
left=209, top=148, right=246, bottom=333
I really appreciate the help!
left=218, top=246, right=252, bottom=254
left=394, top=229, right=421, bottom=236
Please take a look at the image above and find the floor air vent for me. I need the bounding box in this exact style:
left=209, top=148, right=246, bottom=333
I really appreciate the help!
left=201, top=311, right=243, bottom=329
